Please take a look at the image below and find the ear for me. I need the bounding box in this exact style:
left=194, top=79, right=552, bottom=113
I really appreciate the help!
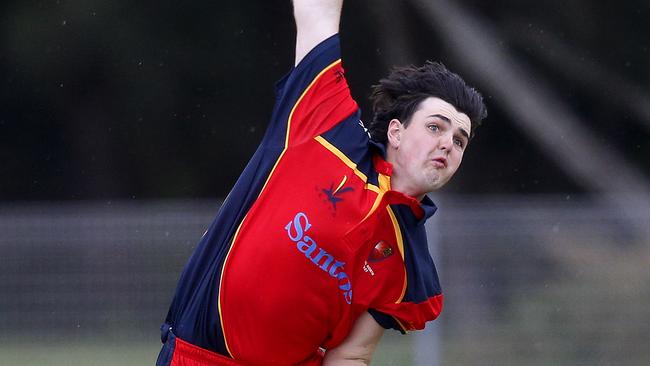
left=386, top=119, right=402, bottom=149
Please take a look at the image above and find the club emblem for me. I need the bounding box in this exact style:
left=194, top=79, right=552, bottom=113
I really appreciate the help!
left=368, top=240, right=394, bottom=262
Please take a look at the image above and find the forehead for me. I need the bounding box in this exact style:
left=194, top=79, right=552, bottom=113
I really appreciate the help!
left=414, top=97, right=471, bottom=134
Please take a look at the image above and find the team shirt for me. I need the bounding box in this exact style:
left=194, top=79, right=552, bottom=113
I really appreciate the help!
left=158, top=34, right=443, bottom=366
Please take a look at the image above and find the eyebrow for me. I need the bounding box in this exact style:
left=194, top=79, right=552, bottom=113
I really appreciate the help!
left=428, top=114, right=470, bottom=140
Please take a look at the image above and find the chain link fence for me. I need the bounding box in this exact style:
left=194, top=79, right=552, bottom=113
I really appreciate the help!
left=1, top=196, right=648, bottom=365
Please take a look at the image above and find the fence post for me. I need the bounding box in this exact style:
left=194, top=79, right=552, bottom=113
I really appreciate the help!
left=413, top=207, right=442, bottom=366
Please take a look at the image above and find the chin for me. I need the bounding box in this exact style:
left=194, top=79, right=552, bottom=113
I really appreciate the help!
left=426, top=177, right=450, bottom=192
left=426, top=184, right=443, bottom=193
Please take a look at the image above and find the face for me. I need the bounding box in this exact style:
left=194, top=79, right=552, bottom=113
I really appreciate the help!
left=386, top=97, right=471, bottom=198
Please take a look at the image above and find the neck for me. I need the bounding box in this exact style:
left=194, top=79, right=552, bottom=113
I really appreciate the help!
left=390, top=177, right=425, bottom=201
left=385, top=150, right=424, bottom=200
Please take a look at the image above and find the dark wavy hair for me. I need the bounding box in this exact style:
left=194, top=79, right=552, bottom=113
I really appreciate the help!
left=368, top=61, right=487, bottom=143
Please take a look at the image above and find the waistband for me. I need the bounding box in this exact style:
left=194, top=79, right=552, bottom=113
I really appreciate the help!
left=162, top=323, right=324, bottom=366
left=173, top=336, right=244, bottom=366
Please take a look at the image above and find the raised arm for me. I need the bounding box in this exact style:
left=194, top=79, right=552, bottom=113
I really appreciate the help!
left=293, top=0, right=344, bottom=66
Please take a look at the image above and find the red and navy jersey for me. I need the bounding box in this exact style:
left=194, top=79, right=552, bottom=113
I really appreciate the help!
left=158, top=35, right=443, bottom=366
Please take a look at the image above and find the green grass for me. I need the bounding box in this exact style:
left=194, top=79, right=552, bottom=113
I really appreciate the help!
left=0, top=342, right=159, bottom=366
left=0, top=332, right=413, bottom=366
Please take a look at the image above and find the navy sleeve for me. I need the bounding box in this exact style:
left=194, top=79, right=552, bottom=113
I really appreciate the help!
left=261, top=34, right=358, bottom=147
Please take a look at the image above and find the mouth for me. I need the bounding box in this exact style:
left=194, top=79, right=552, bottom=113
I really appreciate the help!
left=432, top=156, right=447, bottom=168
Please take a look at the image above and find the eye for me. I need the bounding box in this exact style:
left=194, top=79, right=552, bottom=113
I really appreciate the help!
left=453, top=137, right=465, bottom=148
left=428, top=124, right=439, bottom=132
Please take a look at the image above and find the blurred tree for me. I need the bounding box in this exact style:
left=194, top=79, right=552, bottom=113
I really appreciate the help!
left=0, top=0, right=647, bottom=200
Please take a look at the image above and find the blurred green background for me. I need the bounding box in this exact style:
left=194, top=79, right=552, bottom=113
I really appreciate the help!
left=1, top=0, right=648, bottom=200
left=1, top=0, right=648, bottom=365
left=1, top=197, right=647, bottom=365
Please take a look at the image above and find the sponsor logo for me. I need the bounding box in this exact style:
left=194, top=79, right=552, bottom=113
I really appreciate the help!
left=363, top=261, right=375, bottom=276
left=358, top=120, right=371, bottom=138
left=320, top=175, right=353, bottom=211
left=285, top=212, right=352, bottom=304
left=335, top=70, right=345, bottom=83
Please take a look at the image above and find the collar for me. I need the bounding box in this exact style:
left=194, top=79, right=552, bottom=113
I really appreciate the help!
left=419, top=195, right=438, bottom=223
left=369, top=139, right=387, bottom=158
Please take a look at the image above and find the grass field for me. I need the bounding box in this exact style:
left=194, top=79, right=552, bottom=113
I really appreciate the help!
left=0, top=332, right=413, bottom=366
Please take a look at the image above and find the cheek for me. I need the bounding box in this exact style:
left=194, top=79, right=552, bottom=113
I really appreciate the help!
left=400, top=145, right=420, bottom=164
left=448, top=152, right=464, bottom=170
left=413, top=141, right=432, bottom=159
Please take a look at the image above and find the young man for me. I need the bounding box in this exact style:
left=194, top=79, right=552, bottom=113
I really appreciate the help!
left=156, top=0, right=486, bottom=365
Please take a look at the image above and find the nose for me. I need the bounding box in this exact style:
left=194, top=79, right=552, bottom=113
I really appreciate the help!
left=438, top=132, right=454, bottom=152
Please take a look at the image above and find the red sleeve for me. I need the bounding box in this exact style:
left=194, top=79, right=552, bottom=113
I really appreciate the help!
left=370, top=294, right=444, bottom=332
left=286, top=61, right=358, bottom=145
left=267, top=34, right=358, bottom=148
